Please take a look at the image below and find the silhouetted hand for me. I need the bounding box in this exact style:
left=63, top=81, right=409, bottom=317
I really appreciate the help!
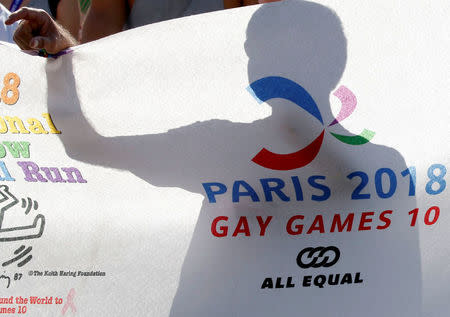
left=5, top=7, right=77, bottom=54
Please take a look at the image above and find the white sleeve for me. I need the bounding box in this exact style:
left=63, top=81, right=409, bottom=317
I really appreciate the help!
left=0, top=3, right=18, bottom=44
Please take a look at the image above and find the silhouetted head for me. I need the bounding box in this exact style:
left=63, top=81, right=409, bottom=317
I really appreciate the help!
left=245, top=0, right=347, bottom=118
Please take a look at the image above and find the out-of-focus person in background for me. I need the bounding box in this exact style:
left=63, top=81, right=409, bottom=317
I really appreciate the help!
left=81, top=0, right=224, bottom=43
left=6, top=0, right=282, bottom=53
left=223, top=0, right=279, bottom=9
left=48, top=0, right=81, bottom=39
left=81, top=0, right=282, bottom=43
left=0, top=0, right=80, bottom=39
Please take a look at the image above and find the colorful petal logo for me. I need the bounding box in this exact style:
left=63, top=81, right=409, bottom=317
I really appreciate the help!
left=248, top=76, right=375, bottom=170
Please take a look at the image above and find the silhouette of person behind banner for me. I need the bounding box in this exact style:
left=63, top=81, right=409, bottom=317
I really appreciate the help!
left=46, top=1, right=421, bottom=316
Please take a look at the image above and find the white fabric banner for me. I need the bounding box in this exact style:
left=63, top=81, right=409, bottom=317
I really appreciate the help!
left=0, top=1, right=449, bottom=316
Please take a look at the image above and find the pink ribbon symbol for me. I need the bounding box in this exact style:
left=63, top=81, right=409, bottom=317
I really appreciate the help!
left=328, top=85, right=357, bottom=127
left=61, top=288, right=76, bottom=315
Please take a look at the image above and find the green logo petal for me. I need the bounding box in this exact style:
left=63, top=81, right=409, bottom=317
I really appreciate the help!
left=330, top=129, right=375, bottom=145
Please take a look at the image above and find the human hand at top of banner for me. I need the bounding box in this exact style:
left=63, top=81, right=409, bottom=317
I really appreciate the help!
left=5, top=7, right=77, bottom=54
left=224, top=0, right=282, bottom=9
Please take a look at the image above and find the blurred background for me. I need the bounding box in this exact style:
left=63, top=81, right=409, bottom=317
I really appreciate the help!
left=0, top=0, right=281, bottom=46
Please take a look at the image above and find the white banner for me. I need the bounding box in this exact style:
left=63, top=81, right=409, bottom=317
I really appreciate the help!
left=0, top=1, right=449, bottom=316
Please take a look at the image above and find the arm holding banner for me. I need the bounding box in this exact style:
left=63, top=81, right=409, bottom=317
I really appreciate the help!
left=5, top=6, right=77, bottom=53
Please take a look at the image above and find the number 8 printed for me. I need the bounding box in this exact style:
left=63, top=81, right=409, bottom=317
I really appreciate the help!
left=1, top=72, right=20, bottom=105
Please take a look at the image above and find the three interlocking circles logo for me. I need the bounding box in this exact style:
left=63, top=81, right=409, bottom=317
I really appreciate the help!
left=247, top=77, right=375, bottom=170
left=296, top=246, right=340, bottom=269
